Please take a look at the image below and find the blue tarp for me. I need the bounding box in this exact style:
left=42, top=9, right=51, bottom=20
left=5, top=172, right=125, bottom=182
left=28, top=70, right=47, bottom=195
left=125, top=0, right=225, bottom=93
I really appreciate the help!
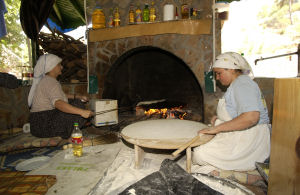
left=46, top=18, right=74, bottom=33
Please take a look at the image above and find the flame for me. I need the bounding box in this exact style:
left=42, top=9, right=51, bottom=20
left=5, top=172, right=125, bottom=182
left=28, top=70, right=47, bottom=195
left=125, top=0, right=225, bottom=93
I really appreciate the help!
left=144, top=108, right=168, bottom=116
left=144, top=107, right=187, bottom=119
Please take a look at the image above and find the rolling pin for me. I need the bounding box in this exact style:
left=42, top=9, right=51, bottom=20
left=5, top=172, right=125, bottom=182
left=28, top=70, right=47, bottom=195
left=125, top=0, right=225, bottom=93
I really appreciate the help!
left=172, top=135, right=200, bottom=157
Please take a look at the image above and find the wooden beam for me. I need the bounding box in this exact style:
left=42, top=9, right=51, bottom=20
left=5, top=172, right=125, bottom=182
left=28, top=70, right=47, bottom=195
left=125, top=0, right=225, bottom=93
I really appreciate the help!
left=88, top=20, right=212, bottom=42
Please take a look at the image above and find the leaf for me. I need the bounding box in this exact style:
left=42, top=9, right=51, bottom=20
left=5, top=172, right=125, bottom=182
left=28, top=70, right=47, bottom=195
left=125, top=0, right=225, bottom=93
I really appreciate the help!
left=48, top=0, right=85, bottom=30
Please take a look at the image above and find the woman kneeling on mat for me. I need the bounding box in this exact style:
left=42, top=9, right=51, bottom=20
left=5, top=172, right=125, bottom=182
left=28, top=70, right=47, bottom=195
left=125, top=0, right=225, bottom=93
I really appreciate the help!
left=28, top=53, right=93, bottom=139
left=193, top=52, right=271, bottom=171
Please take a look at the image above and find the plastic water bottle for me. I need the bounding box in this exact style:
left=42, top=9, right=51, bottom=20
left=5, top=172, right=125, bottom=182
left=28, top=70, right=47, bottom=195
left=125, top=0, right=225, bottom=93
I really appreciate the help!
left=71, top=123, right=83, bottom=157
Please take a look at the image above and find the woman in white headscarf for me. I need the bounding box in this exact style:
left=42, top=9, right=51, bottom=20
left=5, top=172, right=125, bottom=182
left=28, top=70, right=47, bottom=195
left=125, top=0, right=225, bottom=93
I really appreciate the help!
left=28, top=53, right=93, bottom=139
left=193, top=52, right=270, bottom=171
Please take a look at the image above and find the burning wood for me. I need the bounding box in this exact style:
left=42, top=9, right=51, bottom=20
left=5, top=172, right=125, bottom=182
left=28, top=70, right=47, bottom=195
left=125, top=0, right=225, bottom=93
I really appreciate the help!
left=144, top=108, right=187, bottom=119
left=136, top=100, right=188, bottom=119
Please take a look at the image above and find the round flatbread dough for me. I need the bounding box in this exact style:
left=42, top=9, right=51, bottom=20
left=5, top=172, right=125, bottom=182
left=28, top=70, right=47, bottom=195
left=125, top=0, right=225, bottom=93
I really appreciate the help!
left=121, top=119, right=207, bottom=140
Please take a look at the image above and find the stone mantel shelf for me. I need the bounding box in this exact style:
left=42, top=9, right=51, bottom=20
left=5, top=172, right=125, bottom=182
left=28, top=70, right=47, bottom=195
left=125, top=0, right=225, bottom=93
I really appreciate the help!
left=88, top=19, right=212, bottom=42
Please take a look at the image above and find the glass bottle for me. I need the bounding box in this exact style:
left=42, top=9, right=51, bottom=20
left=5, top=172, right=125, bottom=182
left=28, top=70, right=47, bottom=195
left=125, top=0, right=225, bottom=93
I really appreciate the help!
left=181, top=2, right=189, bottom=19
left=114, top=7, right=121, bottom=27
left=149, top=1, right=156, bottom=22
left=22, top=65, right=29, bottom=86
left=129, top=4, right=135, bottom=24
left=135, top=3, right=142, bottom=23
left=108, top=8, right=114, bottom=28
left=28, top=65, right=33, bottom=85
left=92, top=5, right=106, bottom=29
left=175, top=6, right=179, bottom=20
left=192, top=8, right=197, bottom=19
left=142, top=3, right=150, bottom=22
left=71, top=123, right=83, bottom=157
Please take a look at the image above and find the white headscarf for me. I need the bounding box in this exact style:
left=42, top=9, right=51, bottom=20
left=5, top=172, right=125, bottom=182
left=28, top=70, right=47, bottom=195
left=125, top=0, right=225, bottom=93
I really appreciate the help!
left=28, top=54, right=62, bottom=107
left=212, top=52, right=254, bottom=78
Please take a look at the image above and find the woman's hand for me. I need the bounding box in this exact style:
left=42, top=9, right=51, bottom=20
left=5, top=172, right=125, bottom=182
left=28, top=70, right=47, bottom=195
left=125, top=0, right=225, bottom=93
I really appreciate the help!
left=80, top=95, right=89, bottom=102
left=80, top=109, right=94, bottom=118
left=198, top=127, right=220, bottom=135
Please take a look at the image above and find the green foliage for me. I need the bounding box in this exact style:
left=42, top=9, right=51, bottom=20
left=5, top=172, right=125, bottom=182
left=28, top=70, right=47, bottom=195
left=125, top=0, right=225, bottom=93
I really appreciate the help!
left=49, top=0, right=85, bottom=30
left=0, top=0, right=29, bottom=74
left=258, top=1, right=300, bottom=50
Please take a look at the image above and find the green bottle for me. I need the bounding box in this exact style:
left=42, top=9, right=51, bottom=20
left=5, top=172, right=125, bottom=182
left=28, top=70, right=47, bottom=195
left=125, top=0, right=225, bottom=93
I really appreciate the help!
left=142, top=4, right=150, bottom=22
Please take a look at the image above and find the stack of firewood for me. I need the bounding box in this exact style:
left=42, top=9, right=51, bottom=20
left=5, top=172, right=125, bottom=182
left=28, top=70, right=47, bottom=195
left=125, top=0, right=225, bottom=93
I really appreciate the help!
left=38, top=30, right=87, bottom=83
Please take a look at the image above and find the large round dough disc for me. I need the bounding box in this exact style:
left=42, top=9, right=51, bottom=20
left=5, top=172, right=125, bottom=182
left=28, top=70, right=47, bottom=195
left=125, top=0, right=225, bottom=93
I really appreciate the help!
left=121, top=119, right=213, bottom=149
left=122, top=119, right=207, bottom=139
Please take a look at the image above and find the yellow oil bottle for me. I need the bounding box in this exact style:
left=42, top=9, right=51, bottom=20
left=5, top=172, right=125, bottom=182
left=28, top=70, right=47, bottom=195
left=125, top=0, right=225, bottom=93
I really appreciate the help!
left=92, top=6, right=105, bottom=29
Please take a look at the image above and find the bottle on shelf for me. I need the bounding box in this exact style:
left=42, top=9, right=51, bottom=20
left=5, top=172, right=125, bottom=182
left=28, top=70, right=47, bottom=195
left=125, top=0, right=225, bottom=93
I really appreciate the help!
left=149, top=1, right=156, bottom=22
left=142, top=3, right=150, bottom=22
left=190, top=8, right=193, bottom=19
left=71, top=123, right=83, bottom=157
left=135, top=3, right=142, bottom=23
left=113, top=7, right=121, bottom=27
left=108, top=8, right=114, bottom=27
left=92, top=5, right=106, bottom=29
left=175, top=6, right=179, bottom=20
left=129, top=4, right=135, bottom=24
left=181, top=2, right=189, bottom=19
left=192, top=8, right=197, bottom=19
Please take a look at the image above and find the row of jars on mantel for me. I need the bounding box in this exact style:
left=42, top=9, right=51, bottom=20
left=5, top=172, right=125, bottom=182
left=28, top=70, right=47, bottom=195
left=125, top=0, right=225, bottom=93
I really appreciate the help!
left=91, top=2, right=202, bottom=29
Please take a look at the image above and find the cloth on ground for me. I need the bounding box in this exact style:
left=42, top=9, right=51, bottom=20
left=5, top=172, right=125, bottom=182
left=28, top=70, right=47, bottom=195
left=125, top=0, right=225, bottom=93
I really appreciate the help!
left=0, top=146, right=62, bottom=171
left=89, top=143, right=253, bottom=195
left=120, top=159, right=222, bottom=195
left=27, top=142, right=122, bottom=195
left=88, top=145, right=167, bottom=195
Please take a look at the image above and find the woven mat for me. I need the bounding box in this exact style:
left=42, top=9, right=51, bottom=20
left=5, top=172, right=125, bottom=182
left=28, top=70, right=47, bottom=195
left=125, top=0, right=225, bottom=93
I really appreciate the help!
left=0, top=171, right=56, bottom=195
left=0, top=133, right=64, bottom=153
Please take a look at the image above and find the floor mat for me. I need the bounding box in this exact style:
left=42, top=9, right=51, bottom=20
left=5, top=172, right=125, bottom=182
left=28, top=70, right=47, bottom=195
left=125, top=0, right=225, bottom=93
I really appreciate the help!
left=0, top=133, right=63, bottom=153
left=0, top=146, right=62, bottom=171
left=0, top=171, right=56, bottom=195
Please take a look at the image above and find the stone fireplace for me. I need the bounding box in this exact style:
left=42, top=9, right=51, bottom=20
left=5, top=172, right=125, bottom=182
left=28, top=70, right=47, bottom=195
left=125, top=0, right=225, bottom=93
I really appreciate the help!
left=102, top=46, right=204, bottom=117
left=87, top=20, right=223, bottom=124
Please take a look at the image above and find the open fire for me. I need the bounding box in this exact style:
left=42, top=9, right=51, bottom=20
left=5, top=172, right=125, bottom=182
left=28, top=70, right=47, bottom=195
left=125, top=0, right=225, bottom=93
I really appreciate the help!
left=144, top=107, right=187, bottom=119
left=135, top=100, right=188, bottom=119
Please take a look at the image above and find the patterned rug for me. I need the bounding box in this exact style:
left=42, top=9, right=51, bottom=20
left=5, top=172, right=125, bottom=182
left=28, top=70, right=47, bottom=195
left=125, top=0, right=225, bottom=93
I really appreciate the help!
left=0, top=146, right=62, bottom=171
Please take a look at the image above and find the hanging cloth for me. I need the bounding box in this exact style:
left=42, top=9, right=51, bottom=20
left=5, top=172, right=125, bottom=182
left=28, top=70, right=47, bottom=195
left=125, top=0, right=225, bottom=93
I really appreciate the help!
left=0, top=0, right=7, bottom=38
left=20, top=0, right=55, bottom=40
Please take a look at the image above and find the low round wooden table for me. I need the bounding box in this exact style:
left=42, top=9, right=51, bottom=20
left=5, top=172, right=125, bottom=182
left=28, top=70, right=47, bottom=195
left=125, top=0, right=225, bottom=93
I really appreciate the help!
left=121, top=119, right=214, bottom=173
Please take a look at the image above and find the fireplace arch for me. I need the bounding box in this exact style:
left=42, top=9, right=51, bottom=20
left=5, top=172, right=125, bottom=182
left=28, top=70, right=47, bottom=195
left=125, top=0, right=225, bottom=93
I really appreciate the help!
left=102, top=46, right=204, bottom=120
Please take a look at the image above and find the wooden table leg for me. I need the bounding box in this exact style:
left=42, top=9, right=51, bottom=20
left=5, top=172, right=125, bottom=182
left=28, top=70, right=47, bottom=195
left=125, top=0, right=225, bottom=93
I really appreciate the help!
left=186, top=147, right=192, bottom=173
left=134, top=144, right=145, bottom=169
